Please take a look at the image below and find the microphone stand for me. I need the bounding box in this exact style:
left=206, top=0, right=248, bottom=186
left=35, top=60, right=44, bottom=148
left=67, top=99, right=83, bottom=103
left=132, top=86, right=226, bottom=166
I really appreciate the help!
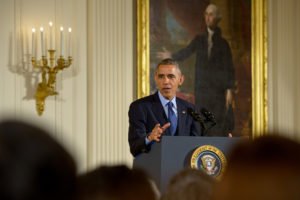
left=203, top=118, right=217, bottom=134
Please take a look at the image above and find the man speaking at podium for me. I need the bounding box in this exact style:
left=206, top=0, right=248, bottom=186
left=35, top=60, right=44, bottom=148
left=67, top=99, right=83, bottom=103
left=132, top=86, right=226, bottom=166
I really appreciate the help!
left=128, top=59, right=203, bottom=156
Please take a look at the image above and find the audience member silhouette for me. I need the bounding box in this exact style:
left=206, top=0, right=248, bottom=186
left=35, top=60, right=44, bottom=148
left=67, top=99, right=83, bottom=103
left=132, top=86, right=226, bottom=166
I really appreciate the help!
left=78, top=165, right=158, bottom=200
left=161, top=168, right=215, bottom=200
left=0, top=120, right=77, bottom=200
left=213, top=134, right=300, bottom=200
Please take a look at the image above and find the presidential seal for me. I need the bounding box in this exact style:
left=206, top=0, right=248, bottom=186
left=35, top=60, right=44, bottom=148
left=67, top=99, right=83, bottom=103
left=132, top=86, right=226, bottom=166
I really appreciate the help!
left=190, top=145, right=227, bottom=179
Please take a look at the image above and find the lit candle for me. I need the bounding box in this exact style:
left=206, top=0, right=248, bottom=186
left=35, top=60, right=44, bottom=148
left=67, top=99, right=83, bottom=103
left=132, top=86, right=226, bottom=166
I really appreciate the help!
left=68, top=27, right=72, bottom=57
left=60, top=26, right=64, bottom=56
left=49, top=21, right=53, bottom=50
left=40, top=27, right=45, bottom=56
left=32, top=28, right=36, bottom=57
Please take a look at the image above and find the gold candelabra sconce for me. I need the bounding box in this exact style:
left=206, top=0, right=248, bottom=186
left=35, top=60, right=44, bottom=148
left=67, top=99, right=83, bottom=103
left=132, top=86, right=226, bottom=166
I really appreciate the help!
left=31, top=23, right=72, bottom=116
left=31, top=51, right=72, bottom=116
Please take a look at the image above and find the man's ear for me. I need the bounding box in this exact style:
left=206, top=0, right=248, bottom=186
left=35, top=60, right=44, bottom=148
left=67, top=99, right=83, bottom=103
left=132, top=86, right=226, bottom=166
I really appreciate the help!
left=179, top=75, right=185, bottom=86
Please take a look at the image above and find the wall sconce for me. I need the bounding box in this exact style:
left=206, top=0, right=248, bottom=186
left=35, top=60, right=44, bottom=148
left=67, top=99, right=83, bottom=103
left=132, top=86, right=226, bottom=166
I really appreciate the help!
left=31, top=22, right=72, bottom=116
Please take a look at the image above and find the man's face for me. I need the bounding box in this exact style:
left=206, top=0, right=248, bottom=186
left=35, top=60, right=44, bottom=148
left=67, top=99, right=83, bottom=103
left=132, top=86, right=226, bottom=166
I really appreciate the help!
left=154, top=64, right=184, bottom=100
left=204, top=5, right=219, bottom=29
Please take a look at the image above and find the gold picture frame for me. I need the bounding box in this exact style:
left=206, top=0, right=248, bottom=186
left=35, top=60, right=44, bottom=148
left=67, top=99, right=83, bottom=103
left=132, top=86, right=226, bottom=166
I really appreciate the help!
left=137, top=0, right=268, bottom=137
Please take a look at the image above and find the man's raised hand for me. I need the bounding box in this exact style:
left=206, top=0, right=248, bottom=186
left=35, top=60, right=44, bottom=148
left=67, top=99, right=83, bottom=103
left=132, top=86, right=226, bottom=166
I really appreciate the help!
left=147, top=123, right=171, bottom=142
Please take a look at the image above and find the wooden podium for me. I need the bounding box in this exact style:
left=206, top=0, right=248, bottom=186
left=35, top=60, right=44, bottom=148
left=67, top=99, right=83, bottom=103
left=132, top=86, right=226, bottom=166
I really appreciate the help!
left=133, top=136, right=241, bottom=192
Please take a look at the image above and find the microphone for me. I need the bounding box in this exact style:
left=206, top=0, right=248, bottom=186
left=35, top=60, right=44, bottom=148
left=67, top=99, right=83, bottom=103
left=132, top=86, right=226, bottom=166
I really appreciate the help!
left=187, top=107, right=217, bottom=133
left=187, top=108, right=203, bottom=123
left=187, top=108, right=206, bottom=131
left=200, top=108, right=216, bottom=126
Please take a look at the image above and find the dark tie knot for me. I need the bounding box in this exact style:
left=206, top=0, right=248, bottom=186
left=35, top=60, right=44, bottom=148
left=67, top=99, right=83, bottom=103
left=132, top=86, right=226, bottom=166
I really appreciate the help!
left=167, top=101, right=173, bottom=108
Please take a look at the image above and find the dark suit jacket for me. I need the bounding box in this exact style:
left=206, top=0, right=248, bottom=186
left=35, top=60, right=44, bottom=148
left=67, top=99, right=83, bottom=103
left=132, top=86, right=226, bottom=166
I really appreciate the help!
left=128, top=92, right=202, bottom=156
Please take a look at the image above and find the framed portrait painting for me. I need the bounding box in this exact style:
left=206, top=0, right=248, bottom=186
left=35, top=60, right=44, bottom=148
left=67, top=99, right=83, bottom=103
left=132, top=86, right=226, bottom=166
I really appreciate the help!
left=137, top=0, right=268, bottom=137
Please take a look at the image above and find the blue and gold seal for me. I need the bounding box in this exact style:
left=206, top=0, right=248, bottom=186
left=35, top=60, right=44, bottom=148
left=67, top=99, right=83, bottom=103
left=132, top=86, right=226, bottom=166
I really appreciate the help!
left=190, top=145, right=227, bottom=179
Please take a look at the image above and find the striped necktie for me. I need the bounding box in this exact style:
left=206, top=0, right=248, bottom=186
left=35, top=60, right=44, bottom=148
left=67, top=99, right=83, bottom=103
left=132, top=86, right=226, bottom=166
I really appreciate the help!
left=167, top=102, right=177, bottom=135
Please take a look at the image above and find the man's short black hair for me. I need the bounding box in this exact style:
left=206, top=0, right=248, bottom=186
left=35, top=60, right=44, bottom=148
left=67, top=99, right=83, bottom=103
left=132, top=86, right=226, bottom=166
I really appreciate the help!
left=155, top=58, right=181, bottom=73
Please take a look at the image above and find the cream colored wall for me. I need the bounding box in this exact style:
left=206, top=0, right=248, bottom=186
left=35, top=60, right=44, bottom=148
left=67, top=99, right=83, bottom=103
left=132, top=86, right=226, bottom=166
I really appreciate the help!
left=1, top=0, right=300, bottom=172
left=0, top=0, right=88, bottom=170
left=268, top=0, right=300, bottom=140
left=87, top=0, right=133, bottom=169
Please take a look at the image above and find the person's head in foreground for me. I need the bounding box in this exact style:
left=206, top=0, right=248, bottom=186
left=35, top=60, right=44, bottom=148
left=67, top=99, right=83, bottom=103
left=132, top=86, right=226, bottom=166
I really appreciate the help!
left=162, top=168, right=216, bottom=200
left=213, top=134, right=300, bottom=200
left=78, top=165, right=158, bottom=200
left=0, top=119, right=77, bottom=200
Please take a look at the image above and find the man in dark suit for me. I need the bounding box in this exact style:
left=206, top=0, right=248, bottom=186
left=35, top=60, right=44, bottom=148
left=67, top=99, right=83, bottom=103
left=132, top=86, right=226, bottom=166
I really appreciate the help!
left=128, top=59, right=202, bottom=157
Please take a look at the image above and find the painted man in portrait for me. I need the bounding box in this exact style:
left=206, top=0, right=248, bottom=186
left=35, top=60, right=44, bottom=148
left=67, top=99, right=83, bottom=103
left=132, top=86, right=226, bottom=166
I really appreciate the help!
left=157, top=4, right=235, bottom=136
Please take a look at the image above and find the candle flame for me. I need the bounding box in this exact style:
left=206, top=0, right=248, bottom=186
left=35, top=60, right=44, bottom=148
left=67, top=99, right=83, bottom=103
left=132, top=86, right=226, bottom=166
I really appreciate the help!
left=60, top=27, right=64, bottom=31
left=40, top=27, right=44, bottom=32
left=32, top=28, right=36, bottom=33
left=68, top=28, right=72, bottom=32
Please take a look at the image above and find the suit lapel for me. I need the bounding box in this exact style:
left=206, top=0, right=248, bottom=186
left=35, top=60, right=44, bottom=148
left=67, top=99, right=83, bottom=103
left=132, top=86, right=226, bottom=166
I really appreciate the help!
left=176, top=99, right=188, bottom=136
